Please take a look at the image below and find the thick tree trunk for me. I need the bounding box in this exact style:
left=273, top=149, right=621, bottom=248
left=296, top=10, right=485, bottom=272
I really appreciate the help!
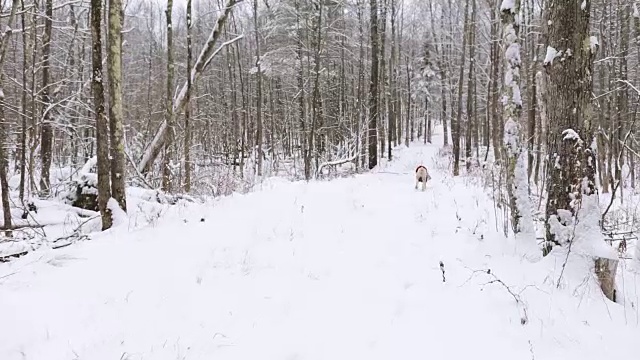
left=544, top=0, right=616, bottom=302
left=91, top=0, right=112, bottom=230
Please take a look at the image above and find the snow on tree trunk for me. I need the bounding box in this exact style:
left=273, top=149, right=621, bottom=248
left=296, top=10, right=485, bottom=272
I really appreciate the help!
left=501, top=0, right=535, bottom=252
left=543, top=0, right=618, bottom=302
left=137, top=0, right=243, bottom=176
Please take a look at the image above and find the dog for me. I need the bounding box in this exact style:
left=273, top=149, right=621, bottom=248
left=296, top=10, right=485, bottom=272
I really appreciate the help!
left=415, top=165, right=431, bottom=191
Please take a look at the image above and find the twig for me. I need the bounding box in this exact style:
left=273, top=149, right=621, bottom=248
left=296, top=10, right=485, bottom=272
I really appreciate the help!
left=460, top=265, right=529, bottom=325
left=601, top=118, right=637, bottom=225
left=125, top=149, right=154, bottom=189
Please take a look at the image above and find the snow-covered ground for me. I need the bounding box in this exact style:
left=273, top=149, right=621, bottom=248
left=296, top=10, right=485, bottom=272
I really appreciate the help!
left=1, top=127, right=639, bottom=360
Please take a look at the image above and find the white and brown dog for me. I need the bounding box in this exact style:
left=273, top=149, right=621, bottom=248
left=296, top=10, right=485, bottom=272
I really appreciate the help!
left=415, top=165, right=431, bottom=191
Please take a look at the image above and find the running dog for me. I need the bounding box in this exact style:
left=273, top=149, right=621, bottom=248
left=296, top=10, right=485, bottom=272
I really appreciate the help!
left=415, top=165, right=431, bottom=191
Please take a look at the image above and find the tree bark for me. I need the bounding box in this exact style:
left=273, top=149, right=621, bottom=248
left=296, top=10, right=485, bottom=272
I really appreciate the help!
left=368, top=0, right=380, bottom=169
left=108, top=0, right=127, bottom=211
left=453, top=0, right=471, bottom=176
left=39, top=0, right=54, bottom=196
left=184, top=0, right=193, bottom=192
left=254, top=0, right=264, bottom=177
left=544, top=0, right=616, bottom=302
left=162, top=0, right=175, bottom=192
left=91, top=0, right=113, bottom=230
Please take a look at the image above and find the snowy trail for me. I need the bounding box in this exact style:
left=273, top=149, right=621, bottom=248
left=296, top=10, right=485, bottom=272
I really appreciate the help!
left=1, top=129, right=638, bottom=360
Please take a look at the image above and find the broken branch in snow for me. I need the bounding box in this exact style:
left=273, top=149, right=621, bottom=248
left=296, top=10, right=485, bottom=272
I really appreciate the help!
left=459, top=266, right=529, bottom=325
left=439, top=261, right=446, bottom=282
left=316, top=155, right=357, bottom=177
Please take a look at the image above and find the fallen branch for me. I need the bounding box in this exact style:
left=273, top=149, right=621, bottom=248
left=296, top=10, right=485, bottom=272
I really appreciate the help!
left=138, top=0, right=245, bottom=175
left=316, top=155, right=358, bottom=176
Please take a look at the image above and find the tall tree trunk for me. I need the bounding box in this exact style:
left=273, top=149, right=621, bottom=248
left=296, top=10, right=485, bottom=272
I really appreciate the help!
left=0, top=88, right=11, bottom=234
left=184, top=0, right=193, bottom=192
left=0, top=0, right=21, bottom=234
left=162, top=0, right=175, bottom=191
left=108, top=0, right=127, bottom=211
left=405, top=53, right=411, bottom=147
left=18, top=0, right=28, bottom=204
left=254, top=0, right=264, bottom=177
left=310, top=1, right=323, bottom=176
left=465, top=0, right=476, bottom=170
left=388, top=0, right=396, bottom=159
left=379, top=0, right=387, bottom=159
left=39, top=0, right=54, bottom=196
left=91, top=0, right=112, bottom=230
left=490, top=1, right=501, bottom=162
left=368, top=0, right=380, bottom=169
left=453, top=0, right=471, bottom=176
left=501, top=0, right=528, bottom=236
left=525, top=0, right=537, bottom=183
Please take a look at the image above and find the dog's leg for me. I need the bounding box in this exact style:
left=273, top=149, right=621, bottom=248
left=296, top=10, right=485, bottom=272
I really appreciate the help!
left=422, top=181, right=427, bottom=191
left=415, top=180, right=419, bottom=189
